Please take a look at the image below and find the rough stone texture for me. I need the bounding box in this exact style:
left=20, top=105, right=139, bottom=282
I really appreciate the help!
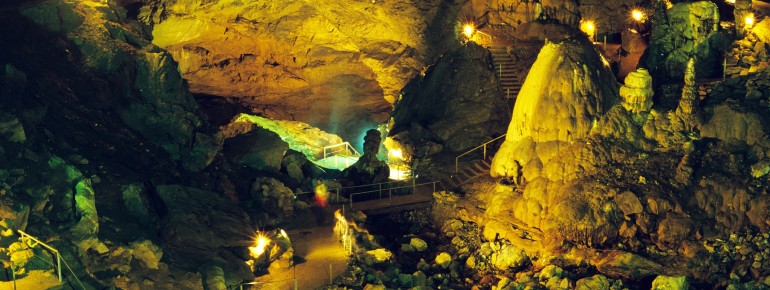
left=139, top=0, right=462, bottom=143
left=491, top=36, right=619, bottom=181
left=342, top=129, right=389, bottom=185
left=223, top=127, right=288, bottom=173
left=619, top=68, right=654, bottom=114
left=250, top=177, right=296, bottom=218
left=121, top=183, right=155, bottom=226
left=130, top=240, right=164, bottom=270
left=390, top=42, right=509, bottom=156
left=17, top=0, right=217, bottom=172
left=156, top=185, right=252, bottom=270
left=646, top=1, right=725, bottom=82
left=651, top=275, right=689, bottom=290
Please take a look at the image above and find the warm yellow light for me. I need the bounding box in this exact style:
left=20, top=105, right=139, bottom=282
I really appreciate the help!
left=580, top=20, right=596, bottom=41
left=631, top=9, right=645, bottom=22
left=463, top=24, right=474, bottom=38
left=746, top=14, right=755, bottom=27
left=249, top=235, right=270, bottom=258
left=388, top=148, right=403, bottom=160
left=726, top=0, right=736, bottom=4
left=279, top=229, right=289, bottom=239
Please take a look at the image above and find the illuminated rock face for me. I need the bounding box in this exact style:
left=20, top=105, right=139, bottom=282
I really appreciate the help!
left=647, top=1, right=723, bottom=81
left=141, top=0, right=452, bottom=142
left=490, top=37, right=618, bottom=181
left=619, top=68, right=653, bottom=114
left=390, top=42, right=509, bottom=155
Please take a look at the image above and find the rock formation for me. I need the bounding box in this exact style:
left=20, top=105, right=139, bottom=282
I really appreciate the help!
left=619, top=68, right=654, bottom=114
left=646, top=0, right=725, bottom=82
left=137, top=0, right=461, bottom=143
left=342, top=129, right=390, bottom=185
left=390, top=42, right=510, bottom=161
left=490, top=35, right=619, bottom=181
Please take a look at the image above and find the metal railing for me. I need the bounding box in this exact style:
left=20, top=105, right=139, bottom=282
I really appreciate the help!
left=322, top=142, right=361, bottom=159
left=455, top=134, right=507, bottom=173
left=348, top=181, right=438, bottom=210
left=17, top=230, right=85, bottom=289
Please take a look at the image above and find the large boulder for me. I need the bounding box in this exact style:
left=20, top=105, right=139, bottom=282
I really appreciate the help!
left=223, top=127, right=288, bottom=173
left=491, top=36, right=619, bottom=181
left=156, top=185, right=252, bottom=268
left=390, top=42, right=510, bottom=156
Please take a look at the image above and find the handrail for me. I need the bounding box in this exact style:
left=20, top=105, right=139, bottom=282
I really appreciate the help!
left=455, top=134, right=507, bottom=173
left=322, top=142, right=361, bottom=159
left=349, top=181, right=438, bottom=210
left=17, top=230, right=85, bottom=289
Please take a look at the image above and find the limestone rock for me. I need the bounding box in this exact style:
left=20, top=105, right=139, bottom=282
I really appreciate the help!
left=201, top=265, right=226, bottom=290
left=130, top=240, right=163, bottom=270
left=362, top=248, right=393, bottom=266
left=595, top=251, right=662, bottom=280
left=223, top=127, right=288, bottom=173
left=19, top=0, right=84, bottom=33
left=250, top=177, right=296, bottom=217
left=0, top=113, right=26, bottom=144
left=435, top=252, right=452, bottom=269
left=342, top=129, right=389, bottom=185
left=490, top=241, right=529, bottom=270
left=71, top=179, right=100, bottom=254
left=619, top=69, right=653, bottom=114
left=614, top=191, right=643, bottom=216
left=410, top=237, right=428, bottom=252
left=651, top=275, right=689, bottom=290
left=390, top=42, right=509, bottom=154
left=491, top=37, right=618, bottom=181
left=647, top=1, right=723, bottom=81
left=121, top=183, right=155, bottom=226
left=575, top=275, right=611, bottom=290
left=656, top=213, right=695, bottom=247
left=156, top=185, right=252, bottom=265
left=141, top=0, right=449, bottom=142
left=701, top=103, right=769, bottom=149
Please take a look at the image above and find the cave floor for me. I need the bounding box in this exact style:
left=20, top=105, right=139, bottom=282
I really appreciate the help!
left=253, top=207, right=349, bottom=289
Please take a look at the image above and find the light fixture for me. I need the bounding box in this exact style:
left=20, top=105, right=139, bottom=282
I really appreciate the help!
left=580, top=20, right=596, bottom=42
left=463, top=23, right=475, bottom=38
left=746, top=14, right=755, bottom=28
left=631, top=9, right=645, bottom=22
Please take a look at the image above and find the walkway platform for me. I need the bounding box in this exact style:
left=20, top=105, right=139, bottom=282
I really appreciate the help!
left=349, top=188, right=434, bottom=215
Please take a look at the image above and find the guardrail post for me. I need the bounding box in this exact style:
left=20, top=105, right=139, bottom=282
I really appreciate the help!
left=56, top=252, right=61, bottom=282
left=378, top=184, right=382, bottom=199
left=483, top=144, right=487, bottom=160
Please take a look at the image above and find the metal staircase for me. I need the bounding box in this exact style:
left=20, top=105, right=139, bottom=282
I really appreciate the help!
left=489, top=45, right=523, bottom=107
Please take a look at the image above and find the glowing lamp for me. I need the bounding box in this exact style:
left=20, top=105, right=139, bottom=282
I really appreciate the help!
left=463, top=24, right=475, bottom=38
left=726, top=0, right=736, bottom=4
left=746, top=14, right=755, bottom=28
left=388, top=148, right=403, bottom=160
left=249, top=235, right=270, bottom=258
left=580, top=20, right=596, bottom=41
left=631, top=9, right=645, bottom=22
